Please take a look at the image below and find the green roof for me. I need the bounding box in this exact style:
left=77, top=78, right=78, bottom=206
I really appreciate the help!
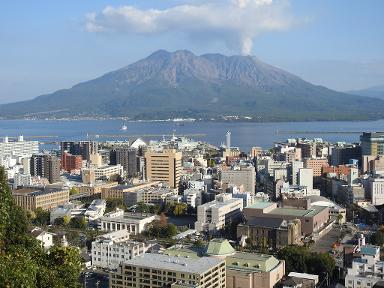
left=206, top=238, right=236, bottom=256
left=226, top=252, right=280, bottom=272
left=247, top=201, right=274, bottom=209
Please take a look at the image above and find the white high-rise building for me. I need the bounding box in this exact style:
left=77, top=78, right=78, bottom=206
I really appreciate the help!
left=299, top=168, right=313, bottom=192
left=0, top=136, right=38, bottom=159
left=369, top=177, right=384, bottom=205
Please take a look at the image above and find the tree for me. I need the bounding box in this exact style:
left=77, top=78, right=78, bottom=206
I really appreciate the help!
left=69, top=187, right=79, bottom=196
left=372, top=230, right=384, bottom=246
left=136, top=202, right=149, bottom=213
left=34, top=207, right=51, bottom=226
left=0, top=166, right=82, bottom=287
left=106, top=198, right=125, bottom=213
left=172, top=203, right=188, bottom=216
left=277, top=246, right=335, bottom=277
left=69, top=217, right=87, bottom=229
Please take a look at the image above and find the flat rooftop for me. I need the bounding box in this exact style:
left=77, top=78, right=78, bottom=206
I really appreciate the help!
left=12, top=188, right=66, bottom=196
left=247, top=201, right=274, bottom=209
left=123, top=253, right=223, bottom=274
left=268, top=205, right=327, bottom=218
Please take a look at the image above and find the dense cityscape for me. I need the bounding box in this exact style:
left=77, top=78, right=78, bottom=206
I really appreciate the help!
left=1, top=130, right=384, bottom=287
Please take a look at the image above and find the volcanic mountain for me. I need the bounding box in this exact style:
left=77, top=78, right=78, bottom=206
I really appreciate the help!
left=1, top=49, right=383, bottom=121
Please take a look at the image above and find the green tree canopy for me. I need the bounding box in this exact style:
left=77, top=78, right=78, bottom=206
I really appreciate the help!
left=0, top=166, right=82, bottom=287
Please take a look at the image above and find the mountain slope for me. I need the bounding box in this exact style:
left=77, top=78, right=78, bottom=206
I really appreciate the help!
left=347, top=85, right=384, bottom=100
left=1, top=50, right=384, bottom=121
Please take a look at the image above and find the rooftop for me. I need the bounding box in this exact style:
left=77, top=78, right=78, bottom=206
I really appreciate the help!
left=122, top=253, right=223, bottom=274
left=247, top=201, right=274, bottom=209
left=206, top=238, right=236, bottom=256
left=226, top=252, right=280, bottom=272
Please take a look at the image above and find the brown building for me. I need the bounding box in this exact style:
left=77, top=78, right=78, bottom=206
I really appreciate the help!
left=304, top=158, right=329, bottom=177
left=77, top=182, right=118, bottom=195
left=61, top=151, right=82, bottom=172
left=144, top=149, right=182, bottom=188
left=237, top=217, right=302, bottom=249
left=243, top=201, right=329, bottom=236
left=100, top=181, right=161, bottom=199
left=30, top=153, right=61, bottom=184
left=322, top=165, right=352, bottom=177
left=13, top=187, right=69, bottom=211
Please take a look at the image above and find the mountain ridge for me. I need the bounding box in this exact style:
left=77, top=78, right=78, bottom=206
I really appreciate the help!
left=1, top=49, right=383, bottom=121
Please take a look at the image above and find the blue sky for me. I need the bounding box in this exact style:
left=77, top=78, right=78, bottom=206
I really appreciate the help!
left=1, top=0, right=383, bottom=103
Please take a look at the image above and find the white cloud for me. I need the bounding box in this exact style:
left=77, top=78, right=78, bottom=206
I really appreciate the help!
left=85, top=0, right=294, bottom=55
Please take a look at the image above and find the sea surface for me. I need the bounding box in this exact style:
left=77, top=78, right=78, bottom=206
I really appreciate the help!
left=0, top=119, right=383, bottom=151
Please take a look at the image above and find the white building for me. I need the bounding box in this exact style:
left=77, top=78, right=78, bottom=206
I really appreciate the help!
left=13, top=173, right=32, bottom=189
left=99, top=209, right=156, bottom=235
left=369, top=178, right=384, bottom=205
left=299, top=168, right=313, bottom=193
left=195, top=193, right=243, bottom=233
left=91, top=230, right=149, bottom=269
left=183, top=188, right=203, bottom=208
left=84, top=199, right=106, bottom=221
left=82, top=164, right=123, bottom=184
left=30, top=227, right=54, bottom=250
left=0, top=136, right=39, bottom=159
left=345, top=245, right=384, bottom=288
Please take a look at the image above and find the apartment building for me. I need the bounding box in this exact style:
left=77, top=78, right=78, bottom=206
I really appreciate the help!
left=0, top=136, right=38, bottom=158
left=303, top=158, right=329, bottom=177
left=13, top=187, right=69, bottom=211
left=30, top=153, right=61, bottom=184
left=110, top=147, right=137, bottom=177
left=99, top=209, right=156, bottom=235
left=123, top=184, right=177, bottom=207
left=144, top=149, right=182, bottom=188
left=61, top=151, right=82, bottom=172
left=195, top=193, right=243, bottom=233
left=61, top=141, right=98, bottom=161
left=109, top=253, right=226, bottom=288
left=345, top=245, right=384, bottom=288
left=361, top=132, right=384, bottom=156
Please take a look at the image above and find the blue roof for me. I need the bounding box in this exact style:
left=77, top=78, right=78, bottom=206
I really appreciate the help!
left=361, top=245, right=379, bottom=256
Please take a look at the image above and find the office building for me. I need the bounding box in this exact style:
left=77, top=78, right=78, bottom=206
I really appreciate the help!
left=221, top=166, right=256, bottom=194
left=99, top=209, right=156, bottom=235
left=368, top=177, right=384, bottom=205
left=13, top=173, right=32, bottom=189
left=195, top=194, right=243, bottom=233
left=289, top=161, right=304, bottom=185
left=13, top=187, right=69, bottom=211
left=0, top=136, right=38, bottom=159
left=361, top=132, right=384, bottom=156
left=144, top=149, right=182, bottom=188
left=109, top=253, right=226, bottom=288
left=110, top=147, right=137, bottom=178
left=30, top=153, right=61, bottom=183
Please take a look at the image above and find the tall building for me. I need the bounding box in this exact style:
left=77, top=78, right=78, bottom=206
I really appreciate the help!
left=0, top=136, right=38, bottom=159
left=220, top=166, right=256, bottom=194
left=144, top=149, right=182, bottom=188
left=361, top=132, right=384, bottom=156
left=109, top=253, right=226, bottom=288
left=61, top=151, right=82, bottom=172
left=110, top=147, right=137, bottom=177
left=289, top=161, right=304, bottom=185
left=61, top=141, right=98, bottom=161
left=303, top=158, right=329, bottom=177
left=30, top=153, right=60, bottom=183
left=299, top=168, right=313, bottom=192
